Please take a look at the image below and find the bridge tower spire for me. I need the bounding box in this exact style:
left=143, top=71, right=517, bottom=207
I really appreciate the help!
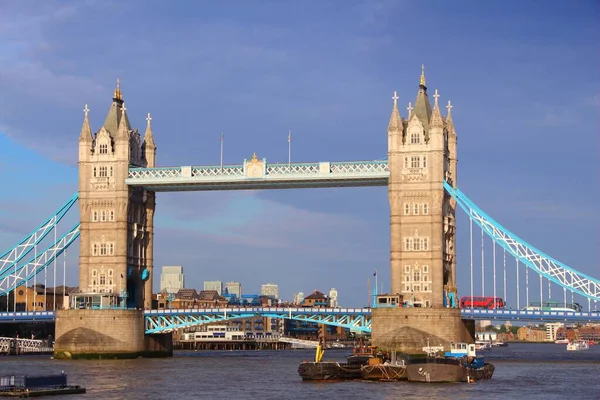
left=77, top=80, right=156, bottom=309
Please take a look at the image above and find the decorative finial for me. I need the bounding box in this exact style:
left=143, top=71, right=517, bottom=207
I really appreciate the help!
left=446, top=100, right=453, bottom=113
left=251, top=153, right=258, bottom=162
left=392, top=91, right=399, bottom=106
left=407, top=102, right=413, bottom=116
left=83, top=104, right=90, bottom=117
left=433, top=89, right=440, bottom=104
left=420, top=64, right=426, bottom=86
left=146, top=112, right=152, bottom=124
left=113, top=78, right=123, bottom=100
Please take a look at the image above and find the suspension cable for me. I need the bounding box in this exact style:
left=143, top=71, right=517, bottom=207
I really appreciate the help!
left=470, top=218, right=473, bottom=309
left=526, top=267, right=529, bottom=308
left=481, top=227, right=485, bottom=298
left=539, top=274, right=543, bottom=308
left=493, top=241, right=496, bottom=308
left=63, top=249, right=67, bottom=310
left=503, top=248, right=507, bottom=304
left=516, top=259, right=520, bottom=310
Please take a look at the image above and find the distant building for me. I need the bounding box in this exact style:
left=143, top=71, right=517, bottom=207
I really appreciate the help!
left=225, top=282, right=242, bottom=298
left=545, top=322, right=564, bottom=341
left=204, top=281, right=223, bottom=295
left=329, top=288, right=338, bottom=308
left=294, top=292, right=305, bottom=305
left=261, top=283, right=279, bottom=299
left=303, top=290, right=329, bottom=307
left=160, top=266, right=184, bottom=294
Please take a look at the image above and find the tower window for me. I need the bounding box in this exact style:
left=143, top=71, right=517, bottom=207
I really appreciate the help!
left=422, top=238, right=429, bottom=251
left=411, top=132, right=420, bottom=144
left=404, top=157, right=409, bottom=168
left=109, top=210, right=115, bottom=221
left=405, top=285, right=410, bottom=292
left=99, top=275, right=106, bottom=285
left=405, top=265, right=411, bottom=273
left=413, top=239, right=421, bottom=251
left=110, top=167, right=113, bottom=177
left=92, top=211, right=98, bottom=222
left=423, top=265, right=429, bottom=274
left=413, top=270, right=421, bottom=282
left=423, top=203, right=429, bottom=215
left=101, top=211, right=106, bottom=222
left=99, top=166, right=108, bottom=177
left=411, top=156, right=420, bottom=168
left=92, top=244, right=98, bottom=256
left=93, top=167, right=97, bottom=177
left=404, top=203, right=410, bottom=215
left=413, top=204, right=420, bottom=215
left=99, top=144, right=108, bottom=154
left=423, top=156, right=428, bottom=168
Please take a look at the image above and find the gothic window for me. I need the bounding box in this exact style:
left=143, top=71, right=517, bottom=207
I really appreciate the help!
left=404, top=285, right=410, bottom=292
left=92, top=269, right=97, bottom=277
left=92, top=280, right=97, bottom=286
left=109, top=279, right=113, bottom=286
left=404, top=275, right=410, bottom=282
left=99, top=144, right=108, bottom=154
left=404, top=265, right=411, bottom=273
left=100, top=243, right=107, bottom=256
left=423, top=284, right=429, bottom=292
left=413, top=239, right=421, bottom=251
left=422, top=156, right=428, bottom=168
left=404, top=157, right=409, bottom=168
left=404, top=238, right=412, bottom=251
left=410, top=132, right=420, bottom=144
left=422, top=238, right=429, bottom=251
left=99, top=275, right=106, bottom=285
left=413, top=204, right=420, bottom=215
left=92, top=211, right=98, bottom=222
left=92, top=244, right=98, bottom=256
left=110, top=167, right=113, bottom=177
left=108, top=269, right=113, bottom=277
left=404, top=204, right=410, bottom=215
left=101, top=211, right=106, bottom=222
left=413, top=270, right=421, bottom=282
left=411, top=156, right=420, bottom=168
left=108, top=243, right=114, bottom=256
left=99, top=166, right=107, bottom=177
left=422, top=203, right=429, bottom=215
left=109, top=210, right=115, bottom=221
left=93, top=167, right=97, bottom=177
left=423, top=265, right=429, bottom=274
left=413, top=284, right=421, bottom=292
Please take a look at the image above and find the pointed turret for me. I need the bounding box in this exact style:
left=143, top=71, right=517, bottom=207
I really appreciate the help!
left=143, top=112, right=156, bottom=167
left=79, top=104, right=93, bottom=142
left=115, top=102, right=130, bottom=141
left=387, top=91, right=402, bottom=132
left=430, top=89, right=444, bottom=129
left=446, top=100, right=456, bottom=135
left=412, top=64, right=432, bottom=138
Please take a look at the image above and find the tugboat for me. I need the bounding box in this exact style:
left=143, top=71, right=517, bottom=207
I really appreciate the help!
left=298, top=337, right=377, bottom=381
left=406, top=343, right=495, bottom=383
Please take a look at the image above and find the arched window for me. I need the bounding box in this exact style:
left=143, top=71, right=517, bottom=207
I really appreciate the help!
left=413, top=204, right=419, bottom=215
left=109, top=210, right=115, bottom=221
left=92, top=244, right=98, bottom=256
left=422, top=238, right=429, bottom=251
left=422, top=156, right=427, bottom=168
left=92, top=211, right=98, bottom=222
left=404, top=204, right=410, bottom=215
left=93, top=167, right=97, bottom=177
left=99, top=144, right=108, bottom=154
left=422, top=203, right=429, bottom=215
left=92, top=269, right=97, bottom=277
left=99, top=275, right=106, bottom=285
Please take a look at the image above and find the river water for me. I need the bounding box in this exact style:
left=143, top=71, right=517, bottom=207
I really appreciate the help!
left=1, top=343, right=598, bottom=399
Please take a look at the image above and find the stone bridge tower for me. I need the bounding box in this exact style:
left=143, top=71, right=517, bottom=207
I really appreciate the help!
left=77, top=81, right=156, bottom=309
left=372, top=67, right=470, bottom=353
left=387, top=66, right=458, bottom=308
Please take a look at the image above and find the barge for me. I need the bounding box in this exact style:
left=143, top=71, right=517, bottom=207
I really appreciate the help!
left=0, top=373, right=85, bottom=397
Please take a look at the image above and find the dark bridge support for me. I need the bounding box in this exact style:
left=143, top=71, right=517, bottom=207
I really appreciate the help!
left=54, top=309, right=172, bottom=359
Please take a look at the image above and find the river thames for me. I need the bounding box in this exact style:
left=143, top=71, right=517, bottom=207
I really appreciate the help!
left=1, top=343, right=598, bottom=399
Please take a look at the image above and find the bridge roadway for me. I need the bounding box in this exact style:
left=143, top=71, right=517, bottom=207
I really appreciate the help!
left=1, top=308, right=599, bottom=333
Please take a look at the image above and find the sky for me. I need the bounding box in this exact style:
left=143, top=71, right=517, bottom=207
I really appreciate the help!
left=0, top=0, right=598, bottom=308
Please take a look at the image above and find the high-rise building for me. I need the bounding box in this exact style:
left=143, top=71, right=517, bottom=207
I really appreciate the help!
left=294, top=292, right=305, bottom=305
left=329, top=288, right=338, bottom=307
left=261, top=283, right=279, bottom=299
left=160, top=266, right=184, bottom=293
left=225, top=282, right=242, bottom=298
left=204, top=280, right=223, bottom=295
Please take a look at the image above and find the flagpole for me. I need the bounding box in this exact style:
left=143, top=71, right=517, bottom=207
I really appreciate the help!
left=220, top=133, right=224, bottom=170
left=288, top=130, right=291, bottom=165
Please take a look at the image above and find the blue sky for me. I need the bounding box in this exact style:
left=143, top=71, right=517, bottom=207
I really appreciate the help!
left=0, top=0, right=598, bottom=307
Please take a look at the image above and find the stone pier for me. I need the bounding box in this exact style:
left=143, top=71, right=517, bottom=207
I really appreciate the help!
left=371, top=308, right=474, bottom=354
left=54, top=309, right=172, bottom=359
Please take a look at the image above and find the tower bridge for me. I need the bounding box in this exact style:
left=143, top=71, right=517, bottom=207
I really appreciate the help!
left=1, top=67, right=598, bottom=358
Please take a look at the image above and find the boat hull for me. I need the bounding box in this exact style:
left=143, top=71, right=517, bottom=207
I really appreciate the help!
left=360, top=364, right=407, bottom=381
left=298, top=362, right=362, bottom=381
left=407, top=358, right=495, bottom=383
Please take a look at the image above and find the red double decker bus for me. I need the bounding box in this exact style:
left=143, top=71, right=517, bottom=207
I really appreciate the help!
left=459, top=296, right=505, bottom=309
